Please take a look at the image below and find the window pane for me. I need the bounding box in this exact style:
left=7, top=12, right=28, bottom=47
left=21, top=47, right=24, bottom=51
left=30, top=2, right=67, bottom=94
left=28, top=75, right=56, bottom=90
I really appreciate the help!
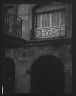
left=36, top=15, right=40, bottom=28
left=61, top=10, right=65, bottom=25
left=7, top=8, right=13, bottom=15
left=42, top=14, right=50, bottom=27
left=52, top=10, right=65, bottom=27
left=42, top=14, right=45, bottom=27
left=52, top=12, right=60, bottom=26
left=46, top=14, right=50, bottom=27
left=36, top=10, right=65, bottom=28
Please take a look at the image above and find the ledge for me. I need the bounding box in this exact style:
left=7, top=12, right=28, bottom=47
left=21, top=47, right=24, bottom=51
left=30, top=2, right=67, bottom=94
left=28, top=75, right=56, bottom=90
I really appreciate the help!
left=25, top=38, right=72, bottom=46
left=4, top=34, right=27, bottom=48
left=4, top=34, right=72, bottom=48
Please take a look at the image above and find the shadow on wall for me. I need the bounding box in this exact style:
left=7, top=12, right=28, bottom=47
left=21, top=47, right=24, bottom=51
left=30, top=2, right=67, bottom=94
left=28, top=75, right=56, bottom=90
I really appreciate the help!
left=31, top=55, right=65, bottom=95
left=3, top=57, right=15, bottom=95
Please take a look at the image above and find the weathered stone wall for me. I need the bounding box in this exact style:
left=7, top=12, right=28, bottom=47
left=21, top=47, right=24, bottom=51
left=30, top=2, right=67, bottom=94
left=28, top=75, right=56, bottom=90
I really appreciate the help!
left=5, top=43, right=72, bottom=94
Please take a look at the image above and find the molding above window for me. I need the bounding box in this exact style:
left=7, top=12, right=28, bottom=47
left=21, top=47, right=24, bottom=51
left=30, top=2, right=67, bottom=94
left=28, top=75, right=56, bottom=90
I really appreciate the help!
left=35, top=4, right=65, bottom=13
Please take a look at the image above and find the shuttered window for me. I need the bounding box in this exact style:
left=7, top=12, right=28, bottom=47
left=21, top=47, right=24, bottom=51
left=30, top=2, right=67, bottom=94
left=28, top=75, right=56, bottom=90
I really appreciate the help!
left=42, top=14, right=50, bottom=27
left=35, top=9, right=66, bottom=39
left=36, top=10, right=65, bottom=28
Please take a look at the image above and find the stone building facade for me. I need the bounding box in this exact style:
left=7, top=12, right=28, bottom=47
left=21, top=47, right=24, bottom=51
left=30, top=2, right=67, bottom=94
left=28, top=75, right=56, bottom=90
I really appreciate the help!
left=4, top=3, right=72, bottom=94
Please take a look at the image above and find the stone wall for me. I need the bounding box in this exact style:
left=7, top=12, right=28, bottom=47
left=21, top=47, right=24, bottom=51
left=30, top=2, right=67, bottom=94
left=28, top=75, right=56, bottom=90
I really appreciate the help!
left=5, top=43, right=72, bottom=94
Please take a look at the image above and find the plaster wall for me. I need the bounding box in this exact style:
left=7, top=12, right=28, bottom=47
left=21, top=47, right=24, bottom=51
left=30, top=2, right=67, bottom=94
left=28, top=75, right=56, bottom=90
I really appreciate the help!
left=5, top=43, right=72, bottom=94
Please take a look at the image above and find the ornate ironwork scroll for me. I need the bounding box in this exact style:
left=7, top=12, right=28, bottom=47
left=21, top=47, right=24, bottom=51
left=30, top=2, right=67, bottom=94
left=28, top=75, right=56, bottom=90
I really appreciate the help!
left=35, top=26, right=66, bottom=39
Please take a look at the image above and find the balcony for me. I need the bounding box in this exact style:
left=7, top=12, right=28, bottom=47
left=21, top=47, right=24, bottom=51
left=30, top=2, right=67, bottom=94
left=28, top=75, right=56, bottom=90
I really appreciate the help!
left=4, top=14, right=22, bottom=38
left=4, top=14, right=28, bottom=48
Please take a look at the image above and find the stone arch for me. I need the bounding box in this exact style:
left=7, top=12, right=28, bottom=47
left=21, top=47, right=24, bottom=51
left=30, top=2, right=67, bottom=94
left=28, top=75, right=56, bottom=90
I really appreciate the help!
left=4, top=57, right=15, bottom=94
left=31, top=55, right=65, bottom=95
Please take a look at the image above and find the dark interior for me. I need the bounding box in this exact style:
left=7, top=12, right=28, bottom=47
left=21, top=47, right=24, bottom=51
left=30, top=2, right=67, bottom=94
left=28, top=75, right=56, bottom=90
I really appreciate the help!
left=31, top=55, right=65, bottom=95
left=4, top=57, right=15, bottom=94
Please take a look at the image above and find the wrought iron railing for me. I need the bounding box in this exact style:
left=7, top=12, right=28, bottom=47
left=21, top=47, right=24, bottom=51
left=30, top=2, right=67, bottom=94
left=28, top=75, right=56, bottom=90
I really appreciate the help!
left=35, top=25, right=66, bottom=39
left=4, top=14, right=22, bottom=37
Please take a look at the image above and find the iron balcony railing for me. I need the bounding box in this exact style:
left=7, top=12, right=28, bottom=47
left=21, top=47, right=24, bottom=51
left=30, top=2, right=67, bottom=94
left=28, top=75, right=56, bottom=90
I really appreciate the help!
left=4, top=14, right=23, bottom=37
left=35, top=25, right=66, bottom=39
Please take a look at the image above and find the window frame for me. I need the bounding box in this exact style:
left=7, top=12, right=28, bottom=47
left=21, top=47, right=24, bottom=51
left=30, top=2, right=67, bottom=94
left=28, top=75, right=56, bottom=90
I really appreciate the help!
left=32, top=4, right=66, bottom=40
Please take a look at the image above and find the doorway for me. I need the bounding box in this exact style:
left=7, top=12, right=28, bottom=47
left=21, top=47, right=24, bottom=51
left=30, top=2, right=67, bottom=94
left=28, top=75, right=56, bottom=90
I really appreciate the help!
left=4, top=57, right=15, bottom=94
left=31, top=55, right=64, bottom=95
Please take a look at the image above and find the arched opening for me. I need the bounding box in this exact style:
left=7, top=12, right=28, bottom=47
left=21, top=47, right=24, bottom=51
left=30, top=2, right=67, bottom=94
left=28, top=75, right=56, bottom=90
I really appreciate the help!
left=4, top=57, right=15, bottom=94
left=31, top=55, right=64, bottom=95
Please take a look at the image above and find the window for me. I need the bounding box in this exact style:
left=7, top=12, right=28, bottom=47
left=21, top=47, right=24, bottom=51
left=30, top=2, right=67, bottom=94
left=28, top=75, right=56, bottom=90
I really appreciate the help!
left=34, top=6, right=66, bottom=39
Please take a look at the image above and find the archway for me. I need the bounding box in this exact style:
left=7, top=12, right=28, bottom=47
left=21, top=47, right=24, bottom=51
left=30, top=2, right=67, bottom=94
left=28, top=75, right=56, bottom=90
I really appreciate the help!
left=4, top=57, right=15, bottom=94
left=31, top=55, right=64, bottom=95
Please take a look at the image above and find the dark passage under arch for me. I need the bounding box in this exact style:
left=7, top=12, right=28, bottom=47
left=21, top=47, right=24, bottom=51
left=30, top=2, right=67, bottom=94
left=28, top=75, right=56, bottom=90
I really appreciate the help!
left=31, top=55, right=65, bottom=95
left=4, top=57, right=15, bottom=94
